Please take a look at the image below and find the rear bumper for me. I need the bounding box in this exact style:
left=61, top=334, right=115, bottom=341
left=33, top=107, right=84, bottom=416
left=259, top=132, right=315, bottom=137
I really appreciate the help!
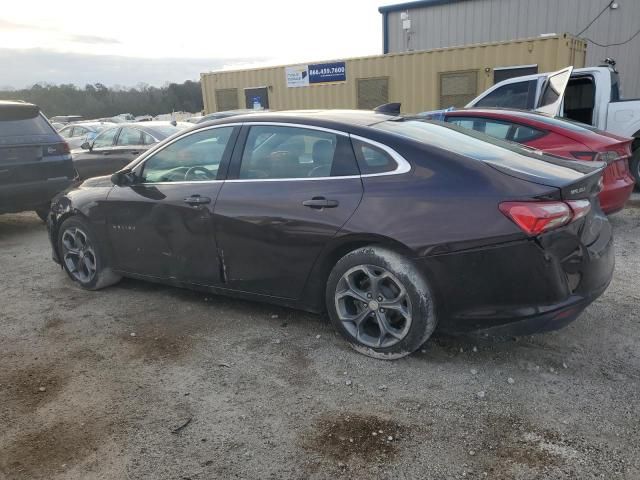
left=469, top=280, right=610, bottom=337
left=421, top=222, right=615, bottom=336
left=599, top=174, right=635, bottom=214
left=0, top=177, right=73, bottom=214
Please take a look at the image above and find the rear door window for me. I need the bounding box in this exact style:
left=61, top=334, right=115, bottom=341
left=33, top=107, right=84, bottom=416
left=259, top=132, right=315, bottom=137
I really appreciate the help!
left=116, top=127, right=142, bottom=146
left=238, top=125, right=358, bottom=179
left=474, top=80, right=537, bottom=109
left=446, top=116, right=544, bottom=143
left=71, top=126, right=87, bottom=137
left=141, top=131, right=157, bottom=145
left=92, top=128, right=119, bottom=148
left=59, top=126, right=74, bottom=138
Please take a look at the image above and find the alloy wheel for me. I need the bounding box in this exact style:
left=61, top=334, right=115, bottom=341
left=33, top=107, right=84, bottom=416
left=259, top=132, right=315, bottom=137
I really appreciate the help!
left=61, top=227, right=97, bottom=284
left=334, top=264, right=412, bottom=348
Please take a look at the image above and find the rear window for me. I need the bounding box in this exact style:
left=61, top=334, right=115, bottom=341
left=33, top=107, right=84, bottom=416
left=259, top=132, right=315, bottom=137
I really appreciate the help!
left=0, top=110, right=55, bottom=137
left=374, top=119, right=584, bottom=180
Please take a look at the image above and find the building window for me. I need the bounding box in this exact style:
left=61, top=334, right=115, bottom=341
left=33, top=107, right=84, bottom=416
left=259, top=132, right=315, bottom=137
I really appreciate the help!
left=493, top=65, right=538, bottom=84
left=357, top=77, right=389, bottom=110
left=439, top=70, right=478, bottom=108
left=215, top=88, right=239, bottom=111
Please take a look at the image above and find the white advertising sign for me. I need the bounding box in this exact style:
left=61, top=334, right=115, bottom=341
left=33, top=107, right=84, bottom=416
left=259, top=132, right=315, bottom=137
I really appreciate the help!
left=285, top=65, right=309, bottom=88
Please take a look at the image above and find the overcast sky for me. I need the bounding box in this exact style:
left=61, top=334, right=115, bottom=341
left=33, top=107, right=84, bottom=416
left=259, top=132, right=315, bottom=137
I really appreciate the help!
left=1, top=0, right=397, bottom=89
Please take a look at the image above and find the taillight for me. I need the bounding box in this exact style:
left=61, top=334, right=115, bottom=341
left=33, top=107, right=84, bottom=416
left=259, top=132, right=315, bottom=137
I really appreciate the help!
left=594, top=151, right=620, bottom=164
left=499, top=200, right=590, bottom=236
left=44, top=142, right=70, bottom=156
left=566, top=199, right=591, bottom=221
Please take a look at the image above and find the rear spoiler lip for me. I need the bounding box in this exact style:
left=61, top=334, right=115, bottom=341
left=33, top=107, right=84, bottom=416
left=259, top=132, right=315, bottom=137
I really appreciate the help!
left=486, top=159, right=606, bottom=198
left=558, top=163, right=606, bottom=200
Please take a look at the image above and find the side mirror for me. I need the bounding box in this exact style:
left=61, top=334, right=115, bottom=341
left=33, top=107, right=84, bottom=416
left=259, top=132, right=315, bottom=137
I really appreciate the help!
left=111, top=169, right=135, bottom=187
left=81, top=141, right=91, bottom=150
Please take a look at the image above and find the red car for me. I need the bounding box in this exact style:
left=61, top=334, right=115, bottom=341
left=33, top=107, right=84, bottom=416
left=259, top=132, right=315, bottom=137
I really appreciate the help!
left=423, top=108, right=634, bottom=214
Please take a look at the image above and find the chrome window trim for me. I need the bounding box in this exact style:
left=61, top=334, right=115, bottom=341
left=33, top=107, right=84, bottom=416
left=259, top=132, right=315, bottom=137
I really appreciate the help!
left=239, top=122, right=349, bottom=137
left=350, top=134, right=412, bottom=177
left=133, top=121, right=412, bottom=186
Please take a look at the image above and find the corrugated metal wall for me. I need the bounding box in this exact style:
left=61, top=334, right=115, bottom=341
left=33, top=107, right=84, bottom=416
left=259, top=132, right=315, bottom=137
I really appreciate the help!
left=201, top=35, right=585, bottom=114
left=386, top=0, right=640, bottom=97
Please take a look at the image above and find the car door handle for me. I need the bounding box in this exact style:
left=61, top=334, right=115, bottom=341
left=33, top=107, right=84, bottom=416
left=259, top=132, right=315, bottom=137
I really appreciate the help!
left=184, top=195, right=212, bottom=205
left=130, top=151, right=141, bottom=155
left=302, top=197, right=339, bottom=209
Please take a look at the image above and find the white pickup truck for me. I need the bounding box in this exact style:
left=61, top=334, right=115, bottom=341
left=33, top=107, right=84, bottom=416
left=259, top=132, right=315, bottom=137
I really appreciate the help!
left=467, top=66, right=640, bottom=186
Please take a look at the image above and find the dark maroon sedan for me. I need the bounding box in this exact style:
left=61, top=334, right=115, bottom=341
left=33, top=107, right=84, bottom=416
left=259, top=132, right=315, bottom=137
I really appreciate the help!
left=46, top=111, right=614, bottom=358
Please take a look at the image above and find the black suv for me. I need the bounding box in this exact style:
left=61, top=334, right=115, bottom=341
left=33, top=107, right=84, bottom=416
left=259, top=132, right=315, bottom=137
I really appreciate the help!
left=0, top=101, right=76, bottom=220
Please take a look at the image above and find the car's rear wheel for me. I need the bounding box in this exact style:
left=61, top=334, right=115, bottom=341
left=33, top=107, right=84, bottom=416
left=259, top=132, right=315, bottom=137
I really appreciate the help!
left=631, top=146, right=640, bottom=189
left=57, top=216, right=121, bottom=290
left=326, top=246, right=436, bottom=359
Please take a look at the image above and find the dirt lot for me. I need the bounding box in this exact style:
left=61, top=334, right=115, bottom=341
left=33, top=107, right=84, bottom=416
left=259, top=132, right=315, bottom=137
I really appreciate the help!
left=0, top=196, right=639, bottom=480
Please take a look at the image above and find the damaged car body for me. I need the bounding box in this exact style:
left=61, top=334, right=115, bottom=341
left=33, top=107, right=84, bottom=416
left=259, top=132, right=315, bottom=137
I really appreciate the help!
left=47, top=111, right=614, bottom=358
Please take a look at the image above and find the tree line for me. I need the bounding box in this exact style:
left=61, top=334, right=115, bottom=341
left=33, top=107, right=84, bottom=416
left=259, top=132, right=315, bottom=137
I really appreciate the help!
left=0, top=81, right=204, bottom=119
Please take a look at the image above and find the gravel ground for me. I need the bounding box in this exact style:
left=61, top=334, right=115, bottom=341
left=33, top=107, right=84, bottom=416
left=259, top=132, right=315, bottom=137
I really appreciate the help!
left=0, top=195, right=639, bottom=480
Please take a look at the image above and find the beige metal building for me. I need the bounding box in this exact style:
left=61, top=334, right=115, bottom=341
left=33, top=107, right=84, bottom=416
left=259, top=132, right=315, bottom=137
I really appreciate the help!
left=201, top=34, right=586, bottom=115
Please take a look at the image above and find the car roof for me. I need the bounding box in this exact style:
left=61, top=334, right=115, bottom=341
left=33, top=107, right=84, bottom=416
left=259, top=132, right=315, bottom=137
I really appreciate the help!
left=201, top=110, right=395, bottom=130
left=0, top=100, right=37, bottom=108
left=98, top=121, right=191, bottom=138
left=64, top=121, right=113, bottom=129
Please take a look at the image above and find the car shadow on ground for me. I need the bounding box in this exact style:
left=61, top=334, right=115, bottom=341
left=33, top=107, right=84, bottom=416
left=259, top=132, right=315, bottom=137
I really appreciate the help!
left=0, top=213, right=46, bottom=239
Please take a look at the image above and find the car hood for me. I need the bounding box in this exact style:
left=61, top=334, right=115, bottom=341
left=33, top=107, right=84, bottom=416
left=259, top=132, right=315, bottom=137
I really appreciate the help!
left=81, top=175, right=113, bottom=188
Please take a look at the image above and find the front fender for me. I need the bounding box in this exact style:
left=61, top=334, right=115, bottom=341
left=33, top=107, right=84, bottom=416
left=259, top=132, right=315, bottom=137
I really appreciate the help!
left=48, top=180, right=114, bottom=266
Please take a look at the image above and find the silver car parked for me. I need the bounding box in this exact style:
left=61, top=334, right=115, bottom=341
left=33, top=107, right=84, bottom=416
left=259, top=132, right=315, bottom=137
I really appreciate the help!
left=58, top=122, right=115, bottom=150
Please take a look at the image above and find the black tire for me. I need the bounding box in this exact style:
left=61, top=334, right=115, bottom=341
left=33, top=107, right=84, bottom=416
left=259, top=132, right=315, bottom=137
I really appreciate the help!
left=630, top=146, right=640, bottom=190
left=326, top=246, right=436, bottom=359
left=34, top=204, right=50, bottom=222
left=57, top=216, right=121, bottom=290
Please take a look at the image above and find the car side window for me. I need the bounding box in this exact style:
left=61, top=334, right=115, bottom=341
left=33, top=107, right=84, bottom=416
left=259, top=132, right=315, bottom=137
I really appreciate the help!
left=92, top=128, right=118, bottom=148
left=238, top=126, right=358, bottom=179
left=117, top=127, right=142, bottom=146
left=446, top=116, right=544, bottom=143
left=511, top=125, right=544, bottom=142
left=141, top=131, right=157, bottom=145
left=60, top=126, right=73, bottom=138
left=474, top=80, right=536, bottom=109
left=446, top=117, right=511, bottom=140
left=73, top=127, right=86, bottom=137
left=141, top=127, right=233, bottom=183
left=352, top=140, right=397, bottom=175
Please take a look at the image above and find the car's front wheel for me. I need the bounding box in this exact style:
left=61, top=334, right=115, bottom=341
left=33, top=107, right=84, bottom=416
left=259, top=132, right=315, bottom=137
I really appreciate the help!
left=34, top=204, right=50, bottom=222
left=57, top=216, right=121, bottom=290
left=326, top=246, right=436, bottom=359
